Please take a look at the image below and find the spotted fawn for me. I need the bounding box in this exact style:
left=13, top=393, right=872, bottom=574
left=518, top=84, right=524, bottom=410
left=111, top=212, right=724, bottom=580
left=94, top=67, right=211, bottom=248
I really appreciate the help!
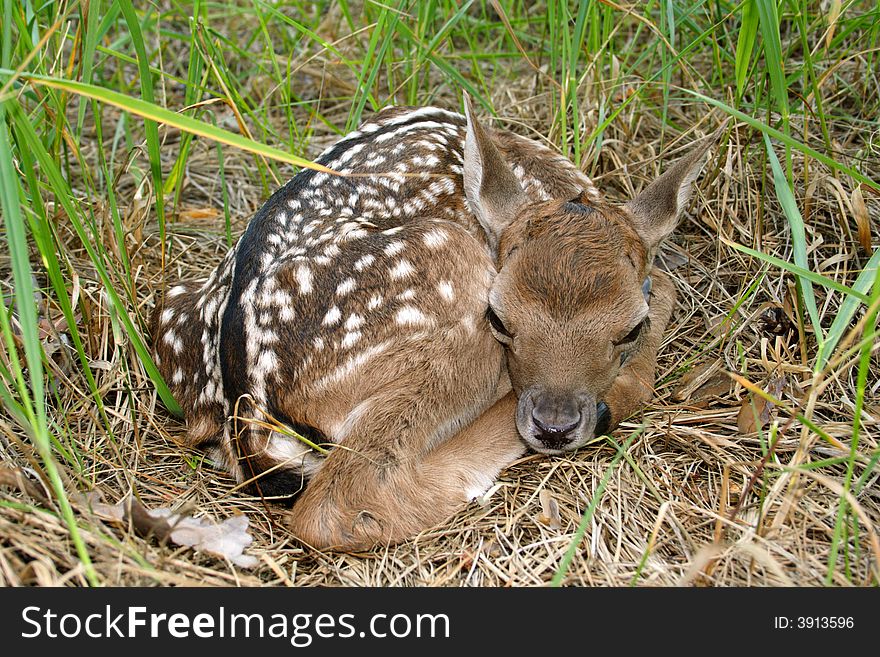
left=152, top=96, right=710, bottom=549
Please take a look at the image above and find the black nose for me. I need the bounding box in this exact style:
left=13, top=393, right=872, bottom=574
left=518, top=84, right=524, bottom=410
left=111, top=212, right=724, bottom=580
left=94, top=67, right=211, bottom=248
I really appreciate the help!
left=531, top=404, right=580, bottom=449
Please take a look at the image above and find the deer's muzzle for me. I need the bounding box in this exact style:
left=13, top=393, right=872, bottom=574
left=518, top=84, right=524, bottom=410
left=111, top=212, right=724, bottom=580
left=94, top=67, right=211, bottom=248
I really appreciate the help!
left=516, top=389, right=598, bottom=454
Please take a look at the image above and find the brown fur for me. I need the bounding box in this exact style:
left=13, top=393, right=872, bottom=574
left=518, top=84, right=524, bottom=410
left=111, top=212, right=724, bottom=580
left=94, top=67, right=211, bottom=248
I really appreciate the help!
left=151, top=99, right=710, bottom=550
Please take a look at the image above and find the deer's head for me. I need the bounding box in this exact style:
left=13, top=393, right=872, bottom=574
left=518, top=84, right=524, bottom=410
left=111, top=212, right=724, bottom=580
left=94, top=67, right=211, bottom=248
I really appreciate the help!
left=462, top=97, right=709, bottom=454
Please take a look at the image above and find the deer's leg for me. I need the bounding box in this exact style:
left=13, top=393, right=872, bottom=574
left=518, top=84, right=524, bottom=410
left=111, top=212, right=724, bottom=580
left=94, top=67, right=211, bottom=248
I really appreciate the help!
left=288, top=372, right=525, bottom=551
left=599, top=267, right=676, bottom=432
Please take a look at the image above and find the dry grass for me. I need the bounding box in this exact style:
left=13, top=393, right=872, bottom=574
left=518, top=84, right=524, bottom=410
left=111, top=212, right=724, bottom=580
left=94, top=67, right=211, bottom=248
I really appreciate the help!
left=1, top=2, right=878, bottom=587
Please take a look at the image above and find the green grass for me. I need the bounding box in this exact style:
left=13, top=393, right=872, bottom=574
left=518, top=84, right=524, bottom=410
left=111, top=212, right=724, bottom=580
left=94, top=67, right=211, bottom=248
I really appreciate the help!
left=0, top=0, right=878, bottom=586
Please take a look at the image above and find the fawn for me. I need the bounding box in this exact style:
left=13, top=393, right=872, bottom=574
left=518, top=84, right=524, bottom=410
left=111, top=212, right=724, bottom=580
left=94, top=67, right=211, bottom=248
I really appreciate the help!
left=152, top=96, right=709, bottom=550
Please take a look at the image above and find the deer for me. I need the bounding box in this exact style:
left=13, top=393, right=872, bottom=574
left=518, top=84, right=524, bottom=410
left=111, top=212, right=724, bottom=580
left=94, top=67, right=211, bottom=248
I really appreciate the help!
left=151, top=95, right=710, bottom=551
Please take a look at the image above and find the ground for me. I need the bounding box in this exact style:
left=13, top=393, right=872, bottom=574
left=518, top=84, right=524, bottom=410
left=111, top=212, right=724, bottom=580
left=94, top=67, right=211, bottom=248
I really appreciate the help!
left=0, top=1, right=878, bottom=586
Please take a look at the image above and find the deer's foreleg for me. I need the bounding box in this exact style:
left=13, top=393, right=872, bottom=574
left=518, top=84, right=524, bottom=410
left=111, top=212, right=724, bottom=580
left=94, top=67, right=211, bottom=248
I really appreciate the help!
left=287, top=389, right=524, bottom=551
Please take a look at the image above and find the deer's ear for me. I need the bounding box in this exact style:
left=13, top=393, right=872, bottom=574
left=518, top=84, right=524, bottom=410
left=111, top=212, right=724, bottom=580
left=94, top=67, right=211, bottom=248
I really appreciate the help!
left=462, top=94, right=528, bottom=255
left=625, top=140, right=710, bottom=255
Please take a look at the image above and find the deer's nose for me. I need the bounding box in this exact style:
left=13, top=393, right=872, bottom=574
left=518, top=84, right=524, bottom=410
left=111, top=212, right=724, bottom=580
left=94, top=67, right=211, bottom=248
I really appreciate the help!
left=531, top=399, right=581, bottom=448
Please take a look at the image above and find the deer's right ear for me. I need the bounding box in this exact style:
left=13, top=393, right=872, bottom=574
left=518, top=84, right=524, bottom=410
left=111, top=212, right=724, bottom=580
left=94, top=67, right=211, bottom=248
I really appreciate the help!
left=462, top=94, right=527, bottom=255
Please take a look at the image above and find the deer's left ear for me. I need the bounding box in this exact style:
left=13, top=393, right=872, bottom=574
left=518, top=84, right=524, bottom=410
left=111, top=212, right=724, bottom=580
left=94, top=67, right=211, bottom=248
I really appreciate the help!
left=625, top=140, right=711, bottom=257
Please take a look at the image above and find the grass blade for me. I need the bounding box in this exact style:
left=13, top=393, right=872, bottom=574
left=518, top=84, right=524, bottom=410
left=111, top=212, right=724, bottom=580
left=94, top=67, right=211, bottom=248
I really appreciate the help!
left=0, top=99, right=98, bottom=585
left=735, top=0, right=759, bottom=100
left=725, top=240, right=869, bottom=305
left=551, top=427, right=643, bottom=586
left=7, top=99, right=183, bottom=417
left=6, top=70, right=334, bottom=172
left=764, top=133, right=823, bottom=348
left=817, top=248, right=880, bottom=371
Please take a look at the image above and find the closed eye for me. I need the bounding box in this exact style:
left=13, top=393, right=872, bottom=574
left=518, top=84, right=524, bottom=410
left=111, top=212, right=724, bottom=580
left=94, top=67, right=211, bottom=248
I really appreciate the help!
left=614, top=318, right=648, bottom=346
left=486, top=307, right=513, bottom=341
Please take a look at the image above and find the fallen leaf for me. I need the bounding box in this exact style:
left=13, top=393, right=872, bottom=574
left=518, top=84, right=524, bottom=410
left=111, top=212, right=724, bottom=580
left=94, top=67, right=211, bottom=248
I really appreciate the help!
left=852, top=186, right=872, bottom=255
left=655, top=244, right=689, bottom=272
left=151, top=509, right=258, bottom=568
left=673, top=362, right=732, bottom=402
left=87, top=495, right=257, bottom=568
left=178, top=207, right=221, bottom=222
left=536, top=489, right=562, bottom=530
left=758, top=304, right=795, bottom=338
left=737, top=375, right=784, bottom=434
left=0, top=467, right=50, bottom=504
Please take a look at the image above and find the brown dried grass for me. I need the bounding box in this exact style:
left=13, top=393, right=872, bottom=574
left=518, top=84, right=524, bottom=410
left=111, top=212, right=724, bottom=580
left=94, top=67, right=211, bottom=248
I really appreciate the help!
left=1, top=5, right=879, bottom=588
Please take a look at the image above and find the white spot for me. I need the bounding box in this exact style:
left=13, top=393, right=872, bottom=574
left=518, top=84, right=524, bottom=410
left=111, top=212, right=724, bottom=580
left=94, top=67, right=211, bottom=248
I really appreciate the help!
left=403, top=198, right=426, bottom=215
left=354, top=254, right=375, bottom=271
left=295, top=264, right=313, bottom=295
left=169, top=285, right=187, bottom=298
left=341, top=331, right=361, bottom=348
left=382, top=226, right=405, bottom=236
left=396, top=306, right=429, bottom=326
left=322, top=244, right=342, bottom=259
left=367, top=294, right=383, bottom=310
left=384, top=240, right=406, bottom=257
left=272, top=289, right=293, bottom=309
left=323, top=306, right=342, bottom=326
left=313, top=336, right=324, bottom=350
left=345, top=314, right=364, bottom=331
left=438, top=281, right=455, bottom=301
left=390, top=259, right=415, bottom=280
left=161, top=308, right=175, bottom=324
left=423, top=228, right=449, bottom=249
left=265, top=435, right=309, bottom=462
left=172, top=368, right=184, bottom=384
left=338, top=223, right=369, bottom=242
left=163, top=329, right=177, bottom=346
left=280, top=305, right=295, bottom=322
left=397, top=289, right=416, bottom=301
left=255, top=350, right=278, bottom=375
left=336, top=278, right=356, bottom=296
left=313, top=341, right=392, bottom=391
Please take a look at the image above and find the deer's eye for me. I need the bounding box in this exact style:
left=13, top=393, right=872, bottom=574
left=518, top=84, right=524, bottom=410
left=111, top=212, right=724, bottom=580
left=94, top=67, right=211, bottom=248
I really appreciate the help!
left=614, top=318, right=647, bottom=347
left=486, top=307, right=513, bottom=341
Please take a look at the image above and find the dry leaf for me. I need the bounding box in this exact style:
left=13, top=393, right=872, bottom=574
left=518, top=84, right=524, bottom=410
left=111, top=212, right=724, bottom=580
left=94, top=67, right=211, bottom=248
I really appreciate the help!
left=87, top=495, right=257, bottom=568
left=655, top=244, right=689, bottom=272
left=759, top=304, right=795, bottom=338
left=150, top=509, right=257, bottom=568
left=0, top=467, right=50, bottom=504
left=536, top=489, right=561, bottom=530
left=179, top=207, right=222, bottom=222
left=852, top=186, right=872, bottom=255
left=673, top=362, right=731, bottom=402
left=737, top=375, right=784, bottom=434
left=0, top=475, right=259, bottom=566
left=826, top=0, right=842, bottom=49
